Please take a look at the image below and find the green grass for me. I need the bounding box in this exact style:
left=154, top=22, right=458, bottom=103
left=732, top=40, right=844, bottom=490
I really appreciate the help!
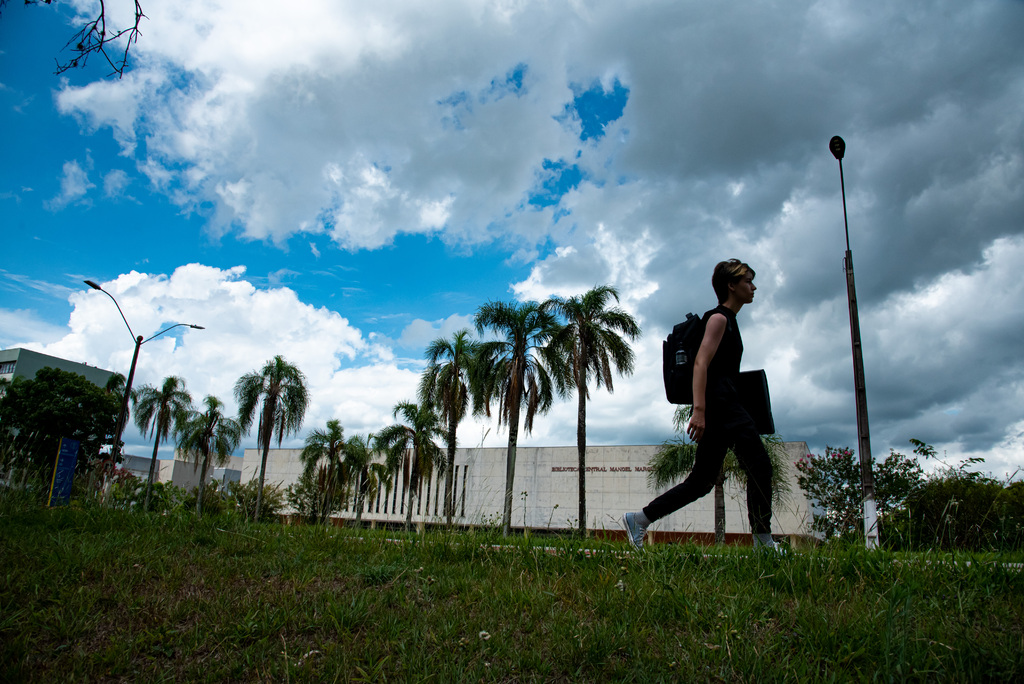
left=1, top=498, right=1022, bottom=682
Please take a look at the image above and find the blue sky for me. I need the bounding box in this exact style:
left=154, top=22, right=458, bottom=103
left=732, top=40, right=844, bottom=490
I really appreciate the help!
left=1, top=5, right=537, bottom=343
left=3, top=0, right=1024, bottom=480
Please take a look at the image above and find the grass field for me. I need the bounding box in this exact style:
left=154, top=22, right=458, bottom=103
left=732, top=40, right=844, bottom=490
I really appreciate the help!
left=2, top=497, right=1022, bottom=682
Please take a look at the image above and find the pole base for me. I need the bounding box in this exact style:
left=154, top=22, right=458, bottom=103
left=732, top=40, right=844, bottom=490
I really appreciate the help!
left=864, top=495, right=879, bottom=550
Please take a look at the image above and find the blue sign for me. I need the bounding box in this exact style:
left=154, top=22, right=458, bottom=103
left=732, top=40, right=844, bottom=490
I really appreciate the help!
left=48, top=438, right=80, bottom=507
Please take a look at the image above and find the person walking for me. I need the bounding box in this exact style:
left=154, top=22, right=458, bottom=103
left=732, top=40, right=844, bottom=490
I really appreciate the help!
left=623, top=259, right=777, bottom=550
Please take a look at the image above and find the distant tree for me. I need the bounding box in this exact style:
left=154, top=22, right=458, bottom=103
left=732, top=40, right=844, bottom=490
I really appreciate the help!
left=176, top=395, right=241, bottom=517
left=133, top=376, right=192, bottom=511
left=795, top=443, right=925, bottom=543
left=0, top=367, right=119, bottom=477
left=547, top=286, right=641, bottom=535
left=344, top=433, right=388, bottom=525
left=286, top=469, right=339, bottom=525
left=298, top=419, right=347, bottom=525
left=104, top=371, right=126, bottom=395
left=419, top=329, right=480, bottom=525
left=103, top=371, right=131, bottom=460
left=235, top=356, right=309, bottom=522
left=227, top=479, right=285, bottom=523
left=376, top=401, right=444, bottom=532
left=473, top=300, right=561, bottom=536
left=104, top=371, right=127, bottom=402
left=0, top=0, right=146, bottom=77
left=648, top=406, right=791, bottom=544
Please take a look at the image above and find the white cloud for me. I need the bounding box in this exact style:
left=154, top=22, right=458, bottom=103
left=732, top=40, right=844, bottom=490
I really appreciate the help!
left=396, top=313, right=475, bottom=350
left=0, top=270, right=77, bottom=300
left=103, top=169, right=133, bottom=199
left=45, top=160, right=95, bottom=209
left=0, top=308, right=70, bottom=348
left=512, top=223, right=658, bottom=309
left=34, top=263, right=414, bottom=457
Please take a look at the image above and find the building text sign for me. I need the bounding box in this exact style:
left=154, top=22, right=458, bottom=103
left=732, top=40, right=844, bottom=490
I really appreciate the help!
left=551, top=465, right=653, bottom=472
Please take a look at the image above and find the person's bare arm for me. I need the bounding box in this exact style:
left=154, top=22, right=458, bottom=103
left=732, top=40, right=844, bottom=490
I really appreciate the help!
left=687, top=313, right=726, bottom=442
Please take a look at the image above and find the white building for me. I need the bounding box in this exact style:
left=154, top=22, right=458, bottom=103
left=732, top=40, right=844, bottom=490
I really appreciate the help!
left=241, top=442, right=814, bottom=544
left=122, top=453, right=244, bottom=490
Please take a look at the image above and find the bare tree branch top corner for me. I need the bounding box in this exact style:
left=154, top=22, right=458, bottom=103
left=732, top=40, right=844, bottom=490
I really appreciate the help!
left=1, top=0, right=146, bottom=78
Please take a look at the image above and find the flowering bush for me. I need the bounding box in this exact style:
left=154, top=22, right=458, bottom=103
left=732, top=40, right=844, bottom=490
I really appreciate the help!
left=795, top=445, right=924, bottom=543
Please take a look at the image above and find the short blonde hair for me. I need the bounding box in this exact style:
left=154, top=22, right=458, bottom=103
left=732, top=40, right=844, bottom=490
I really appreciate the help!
left=712, top=259, right=754, bottom=303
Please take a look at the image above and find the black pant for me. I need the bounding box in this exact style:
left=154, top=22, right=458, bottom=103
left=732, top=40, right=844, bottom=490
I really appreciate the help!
left=643, top=396, right=773, bottom=535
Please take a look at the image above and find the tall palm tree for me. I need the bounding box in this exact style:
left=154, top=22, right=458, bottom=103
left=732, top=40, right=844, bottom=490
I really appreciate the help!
left=547, top=285, right=641, bottom=535
left=375, top=401, right=444, bottom=532
left=473, top=300, right=562, bottom=536
left=176, top=395, right=242, bottom=517
left=234, top=355, right=310, bottom=521
left=133, top=375, right=192, bottom=511
left=648, top=406, right=791, bottom=543
left=419, top=329, right=480, bottom=525
left=298, top=419, right=347, bottom=525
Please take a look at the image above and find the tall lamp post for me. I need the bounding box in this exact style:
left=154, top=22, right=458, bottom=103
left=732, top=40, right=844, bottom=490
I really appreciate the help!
left=83, top=280, right=204, bottom=467
left=828, top=136, right=879, bottom=550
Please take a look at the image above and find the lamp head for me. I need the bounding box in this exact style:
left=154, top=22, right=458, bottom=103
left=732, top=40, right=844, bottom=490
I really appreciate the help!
left=829, top=136, right=846, bottom=160
left=190, top=325, right=205, bottom=330
left=84, top=280, right=102, bottom=290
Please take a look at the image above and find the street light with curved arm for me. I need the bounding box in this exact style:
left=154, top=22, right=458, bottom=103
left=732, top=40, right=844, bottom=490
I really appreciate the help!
left=83, top=280, right=204, bottom=464
left=828, top=137, right=878, bottom=550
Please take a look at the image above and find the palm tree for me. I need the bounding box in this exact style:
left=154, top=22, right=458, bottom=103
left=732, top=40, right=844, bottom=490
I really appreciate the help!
left=419, top=329, right=480, bottom=525
left=104, top=371, right=129, bottom=414
left=375, top=401, right=444, bottom=532
left=176, top=395, right=242, bottom=517
left=648, top=406, right=791, bottom=543
left=298, top=419, right=347, bottom=525
left=104, top=372, right=132, bottom=459
left=473, top=300, right=561, bottom=536
left=547, top=285, right=641, bottom=535
left=344, top=433, right=389, bottom=525
left=134, top=375, right=192, bottom=511
left=234, top=355, right=310, bottom=521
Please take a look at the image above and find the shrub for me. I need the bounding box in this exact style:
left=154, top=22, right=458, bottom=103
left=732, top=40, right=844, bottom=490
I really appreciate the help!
left=906, top=474, right=1005, bottom=550
left=106, top=480, right=146, bottom=510
left=103, top=480, right=190, bottom=513
left=226, top=479, right=284, bottom=523
left=995, top=481, right=1024, bottom=548
left=181, top=482, right=230, bottom=517
left=286, top=468, right=341, bottom=524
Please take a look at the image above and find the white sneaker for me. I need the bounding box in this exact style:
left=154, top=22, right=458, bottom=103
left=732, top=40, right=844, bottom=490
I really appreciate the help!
left=753, top=534, right=785, bottom=554
left=622, top=512, right=646, bottom=551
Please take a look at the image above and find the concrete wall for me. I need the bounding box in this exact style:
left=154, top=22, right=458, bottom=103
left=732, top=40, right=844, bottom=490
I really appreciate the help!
left=241, top=442, right=814, bottom=541
left=158, top=460, right=205, bottom=492
left=122, top=453, right=243, bottom=491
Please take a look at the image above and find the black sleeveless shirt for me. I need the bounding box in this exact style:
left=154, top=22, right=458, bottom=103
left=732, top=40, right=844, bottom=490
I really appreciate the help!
left=702, top=305, right=742, bottom=399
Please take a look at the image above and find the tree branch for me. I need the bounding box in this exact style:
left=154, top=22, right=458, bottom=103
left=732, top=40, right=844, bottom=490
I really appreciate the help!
left=2, top=0, right=146, bottom=78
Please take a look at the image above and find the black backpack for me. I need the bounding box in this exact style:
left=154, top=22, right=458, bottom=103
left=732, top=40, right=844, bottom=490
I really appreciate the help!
left=662, top=313, right=704, bottom=404
left=662, top=313, right=777, bottom=434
